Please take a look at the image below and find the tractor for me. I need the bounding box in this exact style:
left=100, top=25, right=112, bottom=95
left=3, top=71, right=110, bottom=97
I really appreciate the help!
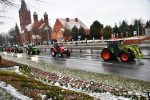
left=11, top=45, right=23, bottom=53
left=50, top=42, right=70, bottom=57
left=26, top=44, right=40, bottom=55
left=3, top=46, right=13, bottom=52
left=101, top=40, right=143, bottom=62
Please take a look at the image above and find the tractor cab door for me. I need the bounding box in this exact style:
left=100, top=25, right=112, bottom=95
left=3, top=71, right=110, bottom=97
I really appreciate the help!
left=107, top=41, right=121, bottom=54
left=113, top=41, right=120, bottom=54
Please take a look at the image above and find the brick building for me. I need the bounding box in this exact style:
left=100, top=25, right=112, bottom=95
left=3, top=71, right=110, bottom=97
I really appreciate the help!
left=19, top=0, right=52, bottom=45
left=52, top=18, right=89, bottom=42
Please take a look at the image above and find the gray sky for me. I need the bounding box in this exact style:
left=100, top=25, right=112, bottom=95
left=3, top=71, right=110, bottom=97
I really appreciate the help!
left=0, top=0, right=150, bottom=33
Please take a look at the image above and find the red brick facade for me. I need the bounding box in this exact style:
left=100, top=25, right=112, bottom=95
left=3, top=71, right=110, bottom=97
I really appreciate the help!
left=19, top=0, right=31, bottom=31
left=52, top=18, right=89, bottom=42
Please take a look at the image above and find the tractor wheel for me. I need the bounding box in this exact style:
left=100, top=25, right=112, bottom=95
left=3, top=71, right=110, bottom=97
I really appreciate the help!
left=128, top=53, right=135, bottom=61
left=38, top=51, right=40, bottom=54
left=101, top=48, right=112, bottom=61
left=61, top=54, right=64, bottom=57
left=66, top=51, right=70, bottom=57
left=51, top=50, right=56, bottom=57
left=20, top=50, right=23, bottom=53
left=37, top=51, right=40, bottom=55
left=16, top=50, right=18, bottom=53
left=128, top=49, right=135, bottom=61
left=120, top=52, right=129, bottom=62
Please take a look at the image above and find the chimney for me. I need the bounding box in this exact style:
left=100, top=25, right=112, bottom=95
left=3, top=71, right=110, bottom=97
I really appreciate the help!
left=75, top=18, right=78, bottom=22
left=44, top=12, right=49, bottom=25
left=33, top=12, right=38, bottom=23
left=66, top=18, right=69, bottom=22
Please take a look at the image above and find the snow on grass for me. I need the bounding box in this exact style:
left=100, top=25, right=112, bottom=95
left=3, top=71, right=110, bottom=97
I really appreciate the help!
left=0, top=66, right=22, bottom=75
left=0, top=81, right=31, bottom=100
left=41, top=80, right=131, bottom=100
left=67, top=85, right=130, bottom=100
left=3, top=52, right=7, bottom=55
left=17, top=54, right=23, bottom=59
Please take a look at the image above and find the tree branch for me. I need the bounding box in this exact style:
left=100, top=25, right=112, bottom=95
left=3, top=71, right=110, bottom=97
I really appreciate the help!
left=0, top=0, right=17, bottom=7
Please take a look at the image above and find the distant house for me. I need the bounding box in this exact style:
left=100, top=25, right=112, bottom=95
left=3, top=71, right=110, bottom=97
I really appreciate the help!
left=52, top=18, right=89, bottom=41
left=19, top=0, right=52, bottom=45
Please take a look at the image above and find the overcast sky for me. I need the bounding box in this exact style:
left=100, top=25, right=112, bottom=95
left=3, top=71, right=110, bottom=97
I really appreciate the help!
left=0, top=0, right=150, bottom=33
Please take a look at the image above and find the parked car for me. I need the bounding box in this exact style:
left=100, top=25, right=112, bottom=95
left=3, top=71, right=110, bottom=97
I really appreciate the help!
left=50, top=42, right=70, bottom=57
left=26, top=44, right=40, bottom=55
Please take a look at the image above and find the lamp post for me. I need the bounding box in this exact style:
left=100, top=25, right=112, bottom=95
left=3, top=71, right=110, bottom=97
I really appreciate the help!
left=137, top=21, right=140, bottom=37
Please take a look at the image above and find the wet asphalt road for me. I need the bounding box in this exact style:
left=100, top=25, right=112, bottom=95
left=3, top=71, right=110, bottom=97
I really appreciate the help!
left=2, top=48, right=150, bottom=82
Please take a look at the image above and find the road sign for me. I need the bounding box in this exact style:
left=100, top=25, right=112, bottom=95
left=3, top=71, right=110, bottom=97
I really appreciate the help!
left=48, top=40, right=51, bottom=45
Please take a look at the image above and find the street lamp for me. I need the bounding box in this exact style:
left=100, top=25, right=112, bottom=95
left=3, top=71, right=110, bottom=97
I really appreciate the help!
left=137, top=21, right=140, bottom=37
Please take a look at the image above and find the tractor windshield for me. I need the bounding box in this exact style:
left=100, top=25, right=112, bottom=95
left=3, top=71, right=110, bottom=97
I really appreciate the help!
left=107, top=41, right=121, bottom=54
left=57, top=43, right=63, bottom=47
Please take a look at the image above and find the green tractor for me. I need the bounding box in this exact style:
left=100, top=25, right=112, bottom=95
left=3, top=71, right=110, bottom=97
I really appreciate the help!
left=26, top=44, right=40, bottom=55
left=101, top=40, right=143, bottom=62
left=11, top=45, right=23, bottom=53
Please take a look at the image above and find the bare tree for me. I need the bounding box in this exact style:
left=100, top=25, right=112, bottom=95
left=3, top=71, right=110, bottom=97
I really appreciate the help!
left=0, top=0, right=17, bottom=7
left=0, top=0, right=45, bottom=24
left=0, top=0, right=46, bottom=6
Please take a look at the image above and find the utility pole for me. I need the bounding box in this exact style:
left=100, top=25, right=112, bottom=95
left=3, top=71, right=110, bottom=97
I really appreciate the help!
left=137, top=20, right=140, bottom=37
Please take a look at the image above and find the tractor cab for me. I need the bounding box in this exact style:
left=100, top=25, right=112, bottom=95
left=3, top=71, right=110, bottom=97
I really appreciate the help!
left=106, top=41, right=121, bottom=54
left=53, top=42, right=63, bottom=50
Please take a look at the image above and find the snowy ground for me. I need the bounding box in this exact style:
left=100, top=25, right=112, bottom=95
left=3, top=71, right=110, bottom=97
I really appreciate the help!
left=53, top=82, right=131, bottom=100
left=0, top=66, right=130, bottom=100
left=0, top=81, right=31, bottom=100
